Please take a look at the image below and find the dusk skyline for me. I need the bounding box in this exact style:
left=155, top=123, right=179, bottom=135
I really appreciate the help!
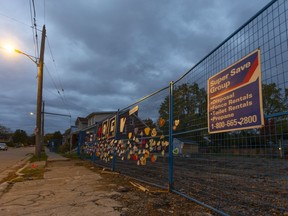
left=0, top=0, right=271, bottom=134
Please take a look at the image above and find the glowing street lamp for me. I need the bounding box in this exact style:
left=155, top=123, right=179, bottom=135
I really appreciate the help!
left=14, top=49, right=38, bottom=65
left=4, top=25, right=46, bottom=158
left=3, top=44, right=15, bottom=53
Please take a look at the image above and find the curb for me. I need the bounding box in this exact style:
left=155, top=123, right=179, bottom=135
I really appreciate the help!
left=46, top=153, right=70, bottom=162
left=47, top=157, right=70, bottom=162
left=0, top=154, right=69, bottom=196
left=0, top=182, right=9, bottom=193
left=0, top=155, right=33, bottom=196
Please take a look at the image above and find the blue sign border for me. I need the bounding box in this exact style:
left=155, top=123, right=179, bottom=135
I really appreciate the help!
left=207, top=49, right=264, bottom=134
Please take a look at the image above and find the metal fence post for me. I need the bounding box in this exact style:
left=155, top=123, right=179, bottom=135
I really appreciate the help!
left=112, top=109, right=120, bottom=172
left=77, top=131, right=84, bottom=157
left=115, top=109, right=120, bottom=140
left=92, top=128, right=96, bottom=162
left=168, top=81, right=174, bottom=191
left=112, top=152, right=116, bottom=172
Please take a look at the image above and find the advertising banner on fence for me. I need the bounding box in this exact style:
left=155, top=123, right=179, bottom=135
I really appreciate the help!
left=207, top=49, right=264, bottom=133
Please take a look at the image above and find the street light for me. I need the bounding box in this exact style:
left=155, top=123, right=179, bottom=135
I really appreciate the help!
left=30, top=102, right=72, bottom=149
left=2, top=44, right=15, bottom=53
left=14, top=49, right=38, bottom=65
left=13, top=25, right=46, bottom=158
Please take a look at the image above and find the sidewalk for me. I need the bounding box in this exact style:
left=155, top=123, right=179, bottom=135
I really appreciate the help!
left=0, top=151, right=123, bottom=216
left=0, top=151, right=213, bottom=215
left=45, top=148, right=70, bottom=162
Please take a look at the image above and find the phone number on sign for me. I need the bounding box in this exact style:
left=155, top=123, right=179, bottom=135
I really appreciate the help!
left=211, top=115, right=258, bottom=129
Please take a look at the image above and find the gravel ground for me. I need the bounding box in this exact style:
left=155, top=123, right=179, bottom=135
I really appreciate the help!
left=90, top=155, right=288, bottom=216
left=79, top=161, right=215, bottom=216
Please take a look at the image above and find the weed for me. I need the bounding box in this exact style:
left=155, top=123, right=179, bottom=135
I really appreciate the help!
left=30, top=152, right=48, bottom=163
left=20, top=167, right=46, bottom=180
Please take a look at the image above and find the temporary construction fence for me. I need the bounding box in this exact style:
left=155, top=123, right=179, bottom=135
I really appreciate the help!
left=78, top=0, right=288, bottom=215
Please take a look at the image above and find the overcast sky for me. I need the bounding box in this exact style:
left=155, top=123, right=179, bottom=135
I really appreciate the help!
left=0, top=0, right=271, bottom=135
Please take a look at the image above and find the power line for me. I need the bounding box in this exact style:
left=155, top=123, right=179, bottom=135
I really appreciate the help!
left=29, top=0, right=39, bottom=58
left=0, top=13, right=31, bottom=28
left=43, top=0, right=46, bottom=24
left=44, top=64, right=72, bottom=118
left=24, top=0, right=74, bottom=124
left=46, top=36, right=65, bottom=91
left=45, top=36, right=72, bottom=117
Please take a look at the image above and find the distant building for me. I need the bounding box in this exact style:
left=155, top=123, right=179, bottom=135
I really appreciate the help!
left=75, top=117, right=88, bottom=131
left=64, top=111, right=117, bottom=150
left=173, top=138, right=199, bottom=155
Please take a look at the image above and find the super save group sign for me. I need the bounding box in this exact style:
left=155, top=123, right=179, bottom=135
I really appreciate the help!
left=207, top=49, right=264, bottom=133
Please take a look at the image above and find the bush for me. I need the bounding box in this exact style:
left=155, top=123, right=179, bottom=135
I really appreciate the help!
left=58, top=143, right=70, bottom=154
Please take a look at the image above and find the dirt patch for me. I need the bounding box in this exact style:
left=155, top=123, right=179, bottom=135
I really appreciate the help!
left=0, top=171, right=18, bottom=184
left=2, top=159, right=214, bottom=215
left=80, top=161, right=214, bottom=216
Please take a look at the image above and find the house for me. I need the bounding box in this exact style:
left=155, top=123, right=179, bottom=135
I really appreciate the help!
left=64, top=112, right=117, bottom=150
left=86, top=112, right=117, bottom=128
left=75, top=117, right=88, bottom=131
left=116, top=109, right=151, bottom=139
left=62, top=126, right=78, bottom=151
left=85, top=111, right=117, bottom=139
left=73, top=111, right=117, bottom=134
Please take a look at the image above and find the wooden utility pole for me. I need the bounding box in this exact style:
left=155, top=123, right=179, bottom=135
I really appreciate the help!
left=35, top=25, right=46, bottom=157
left=41, top=100, right=45, bottom=150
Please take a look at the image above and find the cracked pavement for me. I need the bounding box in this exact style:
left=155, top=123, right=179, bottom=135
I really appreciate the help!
left=0, top=161, right=123, bottom=216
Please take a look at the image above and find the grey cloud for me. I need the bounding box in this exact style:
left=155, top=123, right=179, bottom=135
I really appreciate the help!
left=0, top=0, right=270, bottom=133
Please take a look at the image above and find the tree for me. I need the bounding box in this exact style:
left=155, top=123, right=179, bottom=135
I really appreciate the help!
left=53, top=131, right=63, bottom=140
left=0, top=124, right=12, bottom=134
left=0, top=124, right=12, bottom=143
left=259, top=83, right=288, bottom=145
left=143, top=118, right=156, bottom=128
left=158, top=82, right=207, bottom=133
left=28, top=134, right=35, bottom=145
left=12, top=129, right=28, bottom=145
left=45, top=131, right=63, bottom=144
left=262, top=83, right=288, bottom=115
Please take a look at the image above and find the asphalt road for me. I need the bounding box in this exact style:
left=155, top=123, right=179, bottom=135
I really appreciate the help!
left=0, top=146, right=34, bottom=175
